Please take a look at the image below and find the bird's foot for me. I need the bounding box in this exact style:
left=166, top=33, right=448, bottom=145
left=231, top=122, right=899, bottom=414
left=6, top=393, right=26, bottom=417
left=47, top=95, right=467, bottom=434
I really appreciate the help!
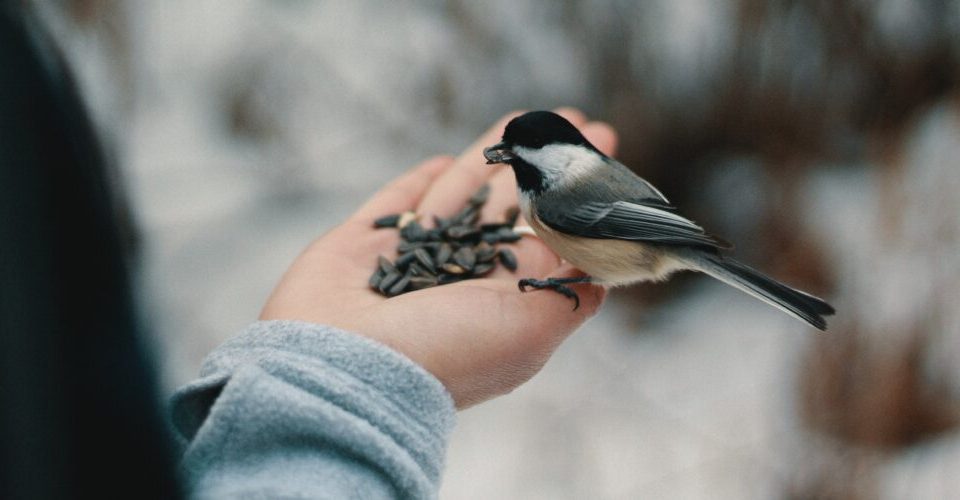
left=517, top=276, right=593, bottom=310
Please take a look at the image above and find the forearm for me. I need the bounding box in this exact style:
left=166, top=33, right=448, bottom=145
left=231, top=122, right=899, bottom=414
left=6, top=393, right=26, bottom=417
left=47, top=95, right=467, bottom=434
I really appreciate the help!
left=170, top=320, right=456, bottom=499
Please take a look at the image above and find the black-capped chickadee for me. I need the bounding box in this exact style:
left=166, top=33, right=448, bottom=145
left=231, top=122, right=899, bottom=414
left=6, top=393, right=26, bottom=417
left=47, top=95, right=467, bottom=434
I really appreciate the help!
left=483, top=111, right=835, bottom=330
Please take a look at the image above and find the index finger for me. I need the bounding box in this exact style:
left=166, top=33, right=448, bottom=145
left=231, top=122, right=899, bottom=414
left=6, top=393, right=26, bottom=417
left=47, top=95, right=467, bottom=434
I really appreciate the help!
left=415, top=111, right=522, bottom=220
left=349, top=155, right=454, bottom=225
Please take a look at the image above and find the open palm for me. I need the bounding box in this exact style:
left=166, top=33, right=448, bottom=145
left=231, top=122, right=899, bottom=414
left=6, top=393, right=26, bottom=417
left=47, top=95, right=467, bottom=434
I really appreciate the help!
left=260, top=109, right=619, bottom=408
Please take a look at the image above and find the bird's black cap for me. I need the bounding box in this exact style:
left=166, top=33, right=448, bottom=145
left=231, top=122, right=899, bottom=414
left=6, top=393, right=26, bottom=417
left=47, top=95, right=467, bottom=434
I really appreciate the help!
left=501, top=110, right=601, bottom=153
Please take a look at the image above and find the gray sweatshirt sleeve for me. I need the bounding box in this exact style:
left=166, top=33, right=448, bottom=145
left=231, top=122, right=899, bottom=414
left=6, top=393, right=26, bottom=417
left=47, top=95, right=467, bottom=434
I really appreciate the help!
left=169, top=320, right=456, bottom=499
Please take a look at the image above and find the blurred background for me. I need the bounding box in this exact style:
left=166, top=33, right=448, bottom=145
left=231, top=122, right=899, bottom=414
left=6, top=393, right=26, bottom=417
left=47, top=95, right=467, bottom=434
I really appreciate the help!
left=32, top=0, right=960, bottom=498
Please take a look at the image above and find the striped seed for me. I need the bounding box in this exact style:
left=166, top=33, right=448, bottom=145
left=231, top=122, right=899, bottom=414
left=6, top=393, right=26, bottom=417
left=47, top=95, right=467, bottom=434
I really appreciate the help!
left=413, top=248, right=436, bottom=274
left=378, top=255, right=397, bottom=275
left=378, top=270, right=400, bottom=294
left=368, top=268, right=385, bottom=288
left=498, top=248, right=518, bottom=271
left=435, top=242, right=453, bottom=266
left=373, top=213, right=400, bottom=228
left=453, top=246, right=476, bottom=271
left=472, top=262, right=495, bottom=276
left=387, top=272, right=412, bottom=297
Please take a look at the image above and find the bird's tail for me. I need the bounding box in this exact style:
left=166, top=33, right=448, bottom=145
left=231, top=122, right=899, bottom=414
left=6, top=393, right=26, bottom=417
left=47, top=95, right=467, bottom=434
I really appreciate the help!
left=686, top=252, right=835, bottom=330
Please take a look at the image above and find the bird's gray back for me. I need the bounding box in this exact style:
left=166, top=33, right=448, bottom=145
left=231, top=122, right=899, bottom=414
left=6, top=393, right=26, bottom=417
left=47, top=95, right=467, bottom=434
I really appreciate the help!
left=544, top=157, right=670, bottom=208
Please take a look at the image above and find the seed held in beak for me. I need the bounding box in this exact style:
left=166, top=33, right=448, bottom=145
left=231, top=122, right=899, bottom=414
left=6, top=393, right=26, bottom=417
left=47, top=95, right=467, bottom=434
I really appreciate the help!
left=483, top=142, right=515, bottom=164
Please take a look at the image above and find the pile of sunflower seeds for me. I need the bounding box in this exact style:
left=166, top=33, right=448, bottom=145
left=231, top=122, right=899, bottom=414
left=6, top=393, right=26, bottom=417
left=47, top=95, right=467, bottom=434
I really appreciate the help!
left=368, top=184, right=522, bottom=297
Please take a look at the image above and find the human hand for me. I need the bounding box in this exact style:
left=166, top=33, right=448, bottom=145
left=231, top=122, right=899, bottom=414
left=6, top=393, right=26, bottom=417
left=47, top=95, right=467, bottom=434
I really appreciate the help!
left=260, top=108, right=619, bottom=408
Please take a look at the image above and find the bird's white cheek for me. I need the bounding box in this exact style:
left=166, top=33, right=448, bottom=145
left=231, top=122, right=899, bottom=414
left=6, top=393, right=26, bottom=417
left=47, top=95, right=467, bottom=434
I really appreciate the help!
left=514, top=144, right=604, bottom=187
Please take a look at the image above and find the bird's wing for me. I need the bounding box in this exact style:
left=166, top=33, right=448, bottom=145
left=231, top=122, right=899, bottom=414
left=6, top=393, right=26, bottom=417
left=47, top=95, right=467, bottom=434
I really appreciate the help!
left=538, top=199, right=726, bottom=249
left=602, top=158, right=672, bottom=206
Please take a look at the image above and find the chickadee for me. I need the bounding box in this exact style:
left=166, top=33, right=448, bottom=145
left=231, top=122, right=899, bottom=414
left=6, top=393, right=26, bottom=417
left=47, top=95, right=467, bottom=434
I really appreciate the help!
left=483, top=111, right=835, bottom=330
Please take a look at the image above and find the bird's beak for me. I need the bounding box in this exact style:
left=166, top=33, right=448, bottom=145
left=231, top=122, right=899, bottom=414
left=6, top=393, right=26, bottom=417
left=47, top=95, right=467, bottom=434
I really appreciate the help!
left=483, top=142, right=515, bottom=164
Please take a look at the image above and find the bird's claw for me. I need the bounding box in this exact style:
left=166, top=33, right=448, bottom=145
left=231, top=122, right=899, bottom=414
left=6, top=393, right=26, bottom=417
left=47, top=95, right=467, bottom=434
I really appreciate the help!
left=518, top=277, right=591, bottom=311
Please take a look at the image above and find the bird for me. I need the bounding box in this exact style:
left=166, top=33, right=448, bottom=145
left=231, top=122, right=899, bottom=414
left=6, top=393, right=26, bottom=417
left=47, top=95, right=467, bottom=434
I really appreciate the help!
left=483, top=110, right=835, bottom=330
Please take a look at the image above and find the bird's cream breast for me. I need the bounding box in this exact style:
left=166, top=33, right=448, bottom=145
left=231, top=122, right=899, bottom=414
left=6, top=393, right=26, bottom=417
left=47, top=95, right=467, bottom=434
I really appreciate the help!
left=520, top=197, right=686, bottom=286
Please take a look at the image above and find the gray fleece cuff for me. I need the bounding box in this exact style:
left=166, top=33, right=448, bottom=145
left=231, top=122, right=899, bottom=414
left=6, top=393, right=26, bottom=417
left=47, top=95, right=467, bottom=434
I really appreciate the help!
left=170, top=320, right=456, bottom=497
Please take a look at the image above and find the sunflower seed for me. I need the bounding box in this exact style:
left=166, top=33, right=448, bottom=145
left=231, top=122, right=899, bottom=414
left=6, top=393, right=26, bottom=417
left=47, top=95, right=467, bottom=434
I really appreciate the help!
left=409, top=276, right=439, bottom=290
left=480, top=222, right=509, bottom=232
left=397, top=240, right=425, bottom=253
left=469, top=184, right=491, bottom=206
left=413, top=248, right=436, bottom=274
left=373, top=214, right=401, bottom=228
left=463, top=209, right=480, bottom=226
left=407, top=262, right=426, bottom=277
left=435, top=242, right=453, bottom=265
left=453, top=205, right=479, bottom=226
left=481, top=232, right=500, bottom=244
left=378, top=270, right=400, bottom=294
left=368, top=268, right=385, bottom=288
left=472, top=262, right=495, bottom=276
left=433, top=215, right=451, bottom=231
left=503, top=206, right=520, bottom=226
left=397, top=211, right=418, bottom=229
left=378, top=255, right=397, bottom=275
left=442, top=263, right=467, bottom=275
left=438, top=273, right=465, bottom=284
left=475, top=242, right=496, bottom=262
left=387, top=272, right=412, bottom=296
left=498, top=248, right=518, bottom=271
left=400, top=220, right=427, bottom=242
left=395, top=251, right=417, bottom=269
left=446, top=225, right=480, bottom=240
left=497, top=227, right=521, bottom=242
left=453, top=246, right=476, bottom=271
